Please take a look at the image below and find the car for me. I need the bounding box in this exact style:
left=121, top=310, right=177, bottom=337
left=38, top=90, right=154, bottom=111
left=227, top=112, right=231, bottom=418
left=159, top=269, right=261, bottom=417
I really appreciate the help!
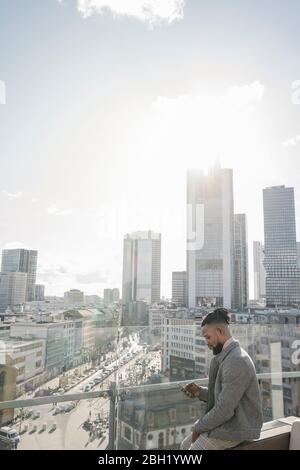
left=32, top=410, right=41, bottom=419
left=94, top=377, right=102, bottom=384
left=0, top=427, right=20, bottom=447
left=24, top=409, right=33, bottom=418
left=53, top=406, right=62, bottom=415
left=83, top=385, right=92, bottom=392
left=63, top=403, right=75, bottom=412
left=59, top=404, right=69, bottom=413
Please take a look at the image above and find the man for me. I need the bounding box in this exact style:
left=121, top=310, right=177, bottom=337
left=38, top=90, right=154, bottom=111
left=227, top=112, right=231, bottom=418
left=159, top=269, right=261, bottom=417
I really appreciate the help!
left=181, top=308, right=263, bottom=450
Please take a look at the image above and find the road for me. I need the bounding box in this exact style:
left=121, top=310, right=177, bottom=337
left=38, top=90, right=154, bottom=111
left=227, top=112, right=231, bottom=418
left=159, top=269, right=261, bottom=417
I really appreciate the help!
left=16, top=343, right=160, bottom=449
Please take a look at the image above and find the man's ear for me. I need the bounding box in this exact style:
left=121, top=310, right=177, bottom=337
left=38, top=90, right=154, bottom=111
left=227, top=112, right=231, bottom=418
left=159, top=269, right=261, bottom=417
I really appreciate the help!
left=216, top=326, right=223, bottom=335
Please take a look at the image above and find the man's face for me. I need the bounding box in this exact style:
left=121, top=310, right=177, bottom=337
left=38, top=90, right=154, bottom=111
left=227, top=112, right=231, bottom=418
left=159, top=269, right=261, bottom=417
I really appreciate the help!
left=202, top=324, right=222, bottom=351
left=202, top=324, right=219, bottom=349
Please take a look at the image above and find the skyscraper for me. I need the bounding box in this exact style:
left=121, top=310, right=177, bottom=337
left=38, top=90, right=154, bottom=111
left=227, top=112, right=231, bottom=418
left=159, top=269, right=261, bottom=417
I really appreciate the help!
left=103, top=288, right=120, bottom=305
left=122, top=230, right=161, bottom=307
left=233, top=214, right=249, bottom=310
left=172, top=271, right=187, bottom=306
left=253, top=241, right=266, bottom=301
left=186, top=165, right=234, bottom=308
left=112, top=288, right=120, bottom=302
left=1, top=249, right=38, bottom=302
left=263, top=185, right=300, bottom=307
left=35, top=284, right=45, bottom=301
left=0, top=272, right=27, bottom=311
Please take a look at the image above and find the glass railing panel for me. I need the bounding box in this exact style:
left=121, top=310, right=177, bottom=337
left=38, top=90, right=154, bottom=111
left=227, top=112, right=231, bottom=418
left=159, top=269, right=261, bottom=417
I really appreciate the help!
left=1, top=322, right=300, bottom=449
left=114, top=380, right=208, bottom=450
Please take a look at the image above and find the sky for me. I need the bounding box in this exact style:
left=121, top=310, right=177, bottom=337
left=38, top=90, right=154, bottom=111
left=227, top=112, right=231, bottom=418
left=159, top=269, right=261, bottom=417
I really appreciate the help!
left=1, top=0, right=300, bottom=298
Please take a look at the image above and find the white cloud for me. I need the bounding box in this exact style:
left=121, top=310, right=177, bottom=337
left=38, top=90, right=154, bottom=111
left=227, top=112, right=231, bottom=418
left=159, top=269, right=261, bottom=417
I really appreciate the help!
left=153, top=81, right=265, bottom=115
left=282, top=135, right=300, bottom=148
left=137, top=80, right=266, bottom=177
left=151, top=81, right=265, bottom=157
left=47, top=204, right=73, bottom=216
left=75, top=0, right=185, bottom=24
left=1, top=190, right=23, bottom=200
left=225, top=81, right=265, bottom=107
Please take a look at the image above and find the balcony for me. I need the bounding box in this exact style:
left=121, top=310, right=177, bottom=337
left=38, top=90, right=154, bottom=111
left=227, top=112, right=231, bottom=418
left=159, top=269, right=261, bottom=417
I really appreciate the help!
left=0, top=323, right=300, bottom=450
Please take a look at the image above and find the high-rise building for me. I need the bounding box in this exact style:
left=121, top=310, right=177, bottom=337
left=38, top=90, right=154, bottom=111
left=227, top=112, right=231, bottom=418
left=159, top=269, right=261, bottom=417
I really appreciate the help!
left=297, top=242, right=300, bottom=271
left=103, top=288, right=120, bottom=305
left=263, top=185, right=300, bottom=307
left=112, top=288, right=120, bottom=302
left=35, top=284, right=45, bottom=301
left=122, top=230, right=161, bottom=307
left=172, top=271, right=187, bottom=306
left=253, top=241, right=266, bottom=301
left=186, top=165, right=234, bottom=308
left=103, top=289, right=113, bottom=305
left=64, top=289, right=84, bottom=306
left=233, top=214, right=249, bottom=310
left=0, top=272, right=27, bottom=311
left=1, top=249, right=38, bottom=301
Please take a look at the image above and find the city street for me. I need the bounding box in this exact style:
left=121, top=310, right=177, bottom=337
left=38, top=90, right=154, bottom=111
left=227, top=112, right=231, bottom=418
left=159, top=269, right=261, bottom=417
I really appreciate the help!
left=15, top=341, right=160, bottom=449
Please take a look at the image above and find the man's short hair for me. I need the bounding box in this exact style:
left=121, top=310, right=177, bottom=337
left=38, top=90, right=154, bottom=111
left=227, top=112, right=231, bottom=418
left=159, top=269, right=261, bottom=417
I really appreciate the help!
left=201, top=308, right=230, bottom=327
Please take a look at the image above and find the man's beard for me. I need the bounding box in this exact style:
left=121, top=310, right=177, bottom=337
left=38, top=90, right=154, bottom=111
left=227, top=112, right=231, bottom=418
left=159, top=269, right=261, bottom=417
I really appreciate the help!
left=212, top=342, right=223, bottom=355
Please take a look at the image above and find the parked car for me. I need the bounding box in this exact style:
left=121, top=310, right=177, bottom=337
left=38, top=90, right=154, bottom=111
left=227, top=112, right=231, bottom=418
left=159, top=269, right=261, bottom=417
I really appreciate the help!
left=0, top=427, right=20, bottom=447
left=53, top=405, right=64, bottom=415
left=32, top=410, right=41, bottom=419
left=63, top=402, right=76, bottom=412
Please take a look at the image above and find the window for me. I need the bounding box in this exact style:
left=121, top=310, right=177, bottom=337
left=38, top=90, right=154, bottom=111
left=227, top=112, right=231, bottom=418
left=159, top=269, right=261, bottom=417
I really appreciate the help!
left=169, top=409, right=176, bottom=423
left=123, top=425, right=132, bottom=442
left=134, top=431, right=140, bottom=447
left=158, top=432, right=164, bottom=449
left=17, top=367, right=25, bottom=376
left=147, top=412, right=154, bottom=426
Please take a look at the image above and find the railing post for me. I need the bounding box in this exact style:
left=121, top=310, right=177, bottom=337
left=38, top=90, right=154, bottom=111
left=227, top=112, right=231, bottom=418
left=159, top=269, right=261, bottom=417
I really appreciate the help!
left=270, top=341, right=284, bottom=419
left=107, top=381, right=117, bottom=450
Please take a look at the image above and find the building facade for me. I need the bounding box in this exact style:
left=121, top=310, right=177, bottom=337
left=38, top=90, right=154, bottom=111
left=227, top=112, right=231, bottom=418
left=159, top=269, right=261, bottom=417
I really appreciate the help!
left=263, top=186, right=300, bottom=307
left=1, top=249, right=38, bottom=301
left=122, top=231, right=161, bottom=307
left=187, top=165, right=234, bottom=308
left=0, top=272, right=27, bottom=312
left=35, top=284, right=45, bottom=301
left=233, top=214, right=249, bottom=310
left=172, top=271, right=187, bottom=307
left=253, top=241, right=266, bottom=301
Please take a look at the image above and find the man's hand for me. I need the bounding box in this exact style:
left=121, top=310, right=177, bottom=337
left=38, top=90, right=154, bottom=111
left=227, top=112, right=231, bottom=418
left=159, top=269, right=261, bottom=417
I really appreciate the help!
left=182, top=382, right=202, bottom=399
left=191, top=429, right=200, bottom=443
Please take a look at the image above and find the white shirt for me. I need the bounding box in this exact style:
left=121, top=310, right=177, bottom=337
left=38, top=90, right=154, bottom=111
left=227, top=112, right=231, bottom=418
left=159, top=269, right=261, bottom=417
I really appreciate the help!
left=223, top=337, right=235, bottom=350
